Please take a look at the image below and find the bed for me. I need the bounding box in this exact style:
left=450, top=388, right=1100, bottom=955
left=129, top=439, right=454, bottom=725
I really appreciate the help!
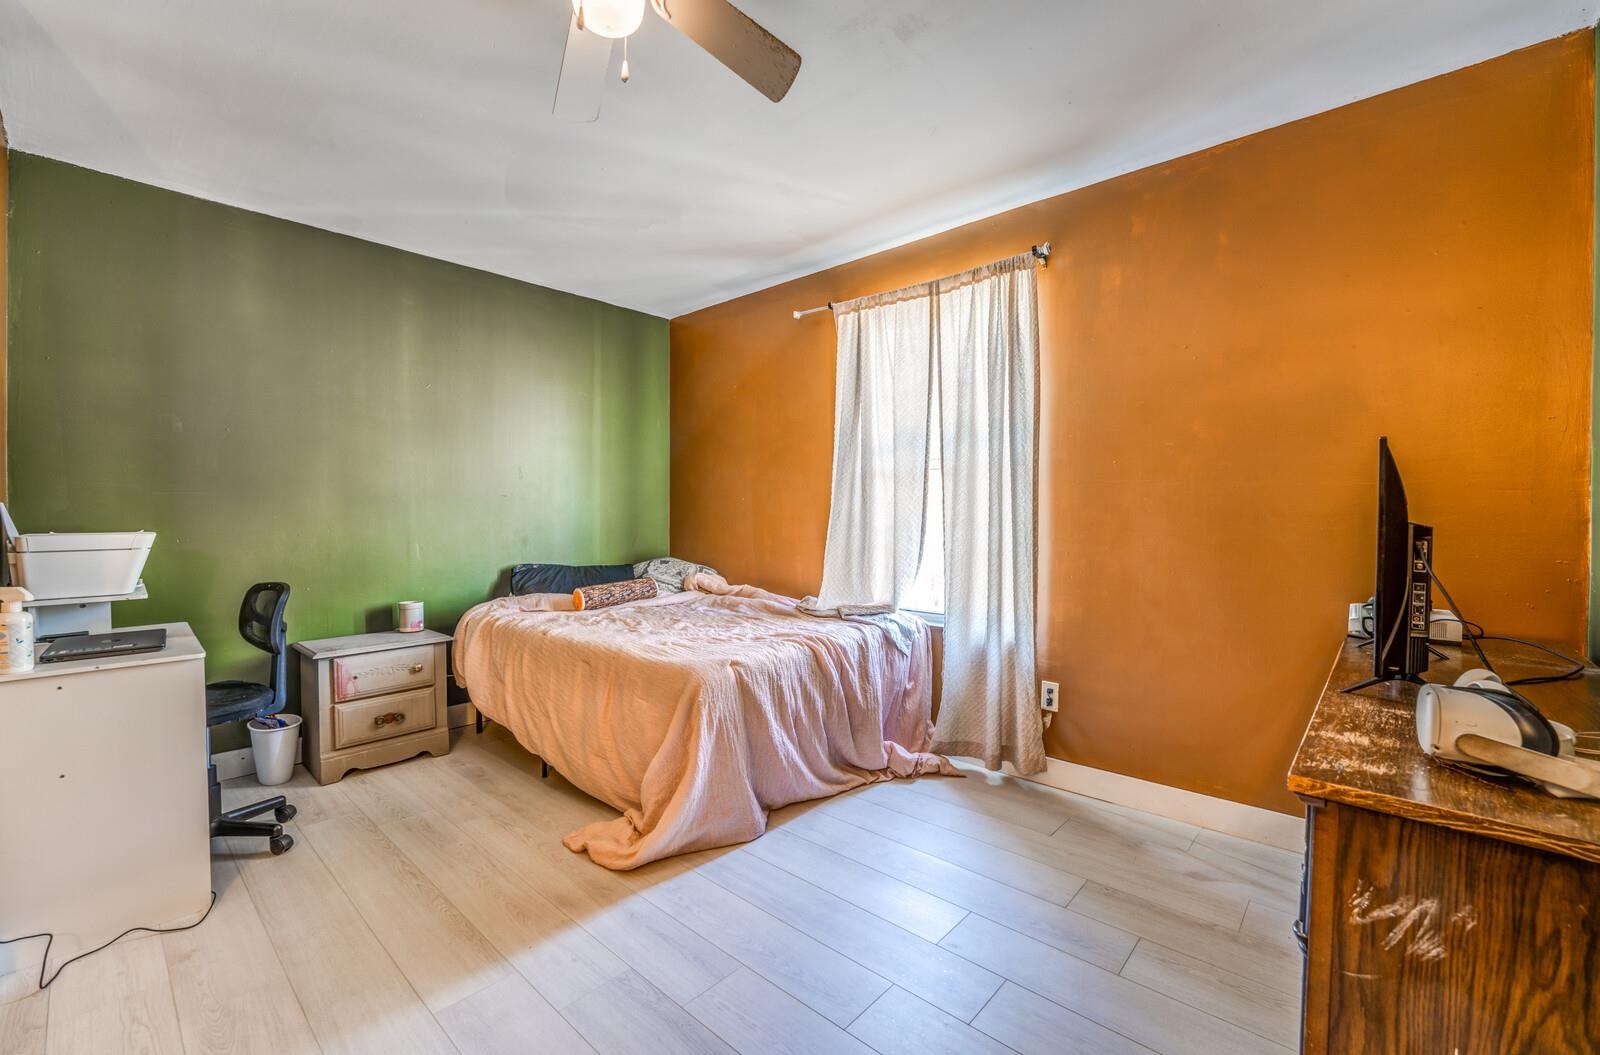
left=453, top=578, right=954, bottom=869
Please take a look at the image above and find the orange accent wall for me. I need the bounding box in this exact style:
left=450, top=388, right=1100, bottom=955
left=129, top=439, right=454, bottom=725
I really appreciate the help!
left=671, top=33, right=1596, bottom=814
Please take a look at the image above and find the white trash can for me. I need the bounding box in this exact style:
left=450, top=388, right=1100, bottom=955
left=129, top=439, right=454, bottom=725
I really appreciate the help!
left=248, top=714, right=301, bottom=786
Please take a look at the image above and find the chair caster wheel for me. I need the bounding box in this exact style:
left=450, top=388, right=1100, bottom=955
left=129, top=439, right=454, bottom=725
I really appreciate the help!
left=275, top=804, right=297, bottom=822
left=269, top=834, right=294, bottom=856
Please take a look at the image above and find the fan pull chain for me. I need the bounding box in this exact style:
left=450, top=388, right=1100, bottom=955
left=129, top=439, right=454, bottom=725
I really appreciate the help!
left=620, top=36, right=631, bottom=83
left=575, top=1, right=585, bottom=31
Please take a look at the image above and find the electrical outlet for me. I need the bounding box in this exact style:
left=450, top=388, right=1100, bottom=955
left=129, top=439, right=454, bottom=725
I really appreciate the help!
left=1040, top=680, right=1060, bottom=713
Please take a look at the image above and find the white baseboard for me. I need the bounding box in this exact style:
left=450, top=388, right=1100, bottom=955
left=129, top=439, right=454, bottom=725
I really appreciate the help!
left=993, top=756, right=1304, bottom=852
left=212, top=743, right=303, bottom=782
left=215, top=706, right=475, bottom=780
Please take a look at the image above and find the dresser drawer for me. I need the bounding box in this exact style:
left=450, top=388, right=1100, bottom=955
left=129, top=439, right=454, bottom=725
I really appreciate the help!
left=332, top=645, right=434, bottom=702
left=332, top=686, right=437, bottom=750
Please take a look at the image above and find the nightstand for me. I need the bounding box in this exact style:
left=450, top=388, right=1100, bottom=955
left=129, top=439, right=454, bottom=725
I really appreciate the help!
left=293, top=629, right=451, bottom=784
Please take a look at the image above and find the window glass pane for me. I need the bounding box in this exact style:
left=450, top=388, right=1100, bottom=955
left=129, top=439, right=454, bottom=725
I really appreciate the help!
left=902, top=462, right=944, bottom=614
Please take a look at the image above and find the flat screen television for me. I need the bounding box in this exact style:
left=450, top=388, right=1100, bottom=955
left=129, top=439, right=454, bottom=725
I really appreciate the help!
left=1348, top=437, right=1433, bottom=693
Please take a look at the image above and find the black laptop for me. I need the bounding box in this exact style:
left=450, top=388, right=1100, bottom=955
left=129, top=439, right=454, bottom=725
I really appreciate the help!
left=39, top=628, right=168, bottom=663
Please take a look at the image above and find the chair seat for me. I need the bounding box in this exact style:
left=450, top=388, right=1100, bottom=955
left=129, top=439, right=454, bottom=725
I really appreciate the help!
left=206, top=680, right=281, bottom=726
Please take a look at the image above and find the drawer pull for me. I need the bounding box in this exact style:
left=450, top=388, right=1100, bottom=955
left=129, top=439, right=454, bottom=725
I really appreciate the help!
left=374, top=712, right=408, bottom=728
left=410, top=663, right=425, bottom=673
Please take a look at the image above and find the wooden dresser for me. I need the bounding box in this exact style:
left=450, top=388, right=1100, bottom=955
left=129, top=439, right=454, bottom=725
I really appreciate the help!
left=294, top=629, right=451, bottom=784
left=1289, top=638, right=1600, bottom=1054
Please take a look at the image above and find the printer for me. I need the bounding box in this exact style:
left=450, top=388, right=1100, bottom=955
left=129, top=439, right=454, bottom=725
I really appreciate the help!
left=0, top=504, right=155, bottom=634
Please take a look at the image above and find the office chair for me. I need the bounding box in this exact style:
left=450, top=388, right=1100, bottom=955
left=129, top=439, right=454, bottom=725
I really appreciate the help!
left=206, top=582, right=297, bottom=856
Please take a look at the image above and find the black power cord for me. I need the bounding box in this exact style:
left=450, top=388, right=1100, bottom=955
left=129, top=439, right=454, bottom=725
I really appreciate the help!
left=0, top=891, right=217, bottom=991
left=1427, top=564, right=1585, bottom=687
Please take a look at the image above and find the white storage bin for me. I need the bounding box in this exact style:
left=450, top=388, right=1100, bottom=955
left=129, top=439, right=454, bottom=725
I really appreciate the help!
left=8, top=531, right=156, bottom=600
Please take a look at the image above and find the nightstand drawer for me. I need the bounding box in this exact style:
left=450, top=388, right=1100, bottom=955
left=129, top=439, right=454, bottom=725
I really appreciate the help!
left=332, top=687, right=437, bottom=749
left=333, top=644, right=434, bottom=702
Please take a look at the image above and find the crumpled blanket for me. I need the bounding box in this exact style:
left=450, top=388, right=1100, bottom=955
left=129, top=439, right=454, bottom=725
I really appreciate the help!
left=455, top=582, right=956, bottom=869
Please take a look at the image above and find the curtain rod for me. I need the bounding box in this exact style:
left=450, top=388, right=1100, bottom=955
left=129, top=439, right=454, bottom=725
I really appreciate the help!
left=791, top=243, right=1051, bottom=320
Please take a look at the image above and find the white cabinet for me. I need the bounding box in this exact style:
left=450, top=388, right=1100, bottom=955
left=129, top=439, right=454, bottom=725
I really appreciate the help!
left=0, top=622, right=211, bottom=976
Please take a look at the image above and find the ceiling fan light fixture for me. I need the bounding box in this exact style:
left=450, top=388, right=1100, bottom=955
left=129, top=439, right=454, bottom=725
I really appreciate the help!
left=572, top=0, right=646, bottom=40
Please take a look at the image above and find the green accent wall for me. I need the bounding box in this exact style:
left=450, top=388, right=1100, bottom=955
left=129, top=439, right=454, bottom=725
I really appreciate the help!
left=6, top=154, right=669, bottom=749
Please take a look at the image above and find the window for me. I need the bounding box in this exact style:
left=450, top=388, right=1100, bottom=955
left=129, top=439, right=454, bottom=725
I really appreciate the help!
left=900, top=447, right=944, bottom=617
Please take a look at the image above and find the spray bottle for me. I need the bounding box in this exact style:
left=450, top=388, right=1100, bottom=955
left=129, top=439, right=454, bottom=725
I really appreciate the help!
left=0, top=587, right=36, bottom=673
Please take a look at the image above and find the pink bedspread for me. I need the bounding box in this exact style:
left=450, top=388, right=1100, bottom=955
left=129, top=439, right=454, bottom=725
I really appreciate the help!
left=454, top=585, right=954, bottom=868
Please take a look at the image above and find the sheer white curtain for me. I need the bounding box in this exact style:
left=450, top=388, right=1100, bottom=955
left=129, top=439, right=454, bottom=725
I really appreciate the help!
left=814, top=253, right=1045, bottom=773
left=814, top=289, right=934, bottom=610
left=932, top=255, right=1044, bottom=773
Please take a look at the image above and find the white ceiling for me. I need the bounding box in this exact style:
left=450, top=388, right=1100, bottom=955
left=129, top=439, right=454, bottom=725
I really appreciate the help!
left=1, top=1, right=1595, bottom=318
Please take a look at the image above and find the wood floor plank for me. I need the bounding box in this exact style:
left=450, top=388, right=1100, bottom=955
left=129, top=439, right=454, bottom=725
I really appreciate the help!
left=297, top=811, right=508, bottom=1013
left=1241, top=901, right=1299, bottom=951
left=838, top=791, right=1085, bottom=904
left=43, top=936, right=183, bottom=1055
left=970, top=981, right=1154, bottom=1055
left=381, top=810, right=629, bottom=1009
left=632, top=868, right=888, bottom=1026
left=940, top=915, right=1290, bottom=1055
left=742, top=827, right=969, bottom=943
left=1190, top=829, right=1303, bottom=884
left=227, top=823, right=456, bottom=1055
left=162, top=856, right=320, bottom=1055
left=337, top=763, right=437, bottom=827
left=928, top=767, right=1202, bottom=853
left=434, top=973, right=597, bottom=1055
left=1067, top=882, right=1302, bottom=996
left=787, top=811, right=1135, bottom=971
left=1056, top=798, right=1203, bottom=852
left=563, top=970, right=736, bottom=1055
left=699, top=849, right=1001, bottom=1021
left=0, top=989, right=47, bottom=1055
left=222, top=769, right=358, bottom=828
left=446, top=742, right=613, bottom=831
left=901, top=773, right=1073, bottom=835
left=1182, top=842, right=1300, bottom=913
left=0, top=968, right=42, bottom=1010
left=858, top=785, right=1252, bottom=928
left=686, top=968, right=876, bottom=1055
left=848, top=986, right=1017, bottom=1055
left=402, top=760, right=739, bottom=1005
left=1120, top=940, right=1300, bottom=1048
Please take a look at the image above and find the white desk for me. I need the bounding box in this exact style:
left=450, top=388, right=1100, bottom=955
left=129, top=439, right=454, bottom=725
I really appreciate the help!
left=0, top=622, right=211, bottom=977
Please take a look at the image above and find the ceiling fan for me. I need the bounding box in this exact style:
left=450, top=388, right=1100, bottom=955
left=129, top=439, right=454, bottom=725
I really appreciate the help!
left=553, top=0, right=801, bottom=122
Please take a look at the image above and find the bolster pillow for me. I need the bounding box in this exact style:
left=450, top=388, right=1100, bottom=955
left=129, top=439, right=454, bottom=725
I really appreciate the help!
left=574, top=577, right=658, bottom=611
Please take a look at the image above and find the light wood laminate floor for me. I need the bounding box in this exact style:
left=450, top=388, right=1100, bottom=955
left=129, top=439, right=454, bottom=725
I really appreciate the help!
left=1, top=727, right=1304, bottom=1055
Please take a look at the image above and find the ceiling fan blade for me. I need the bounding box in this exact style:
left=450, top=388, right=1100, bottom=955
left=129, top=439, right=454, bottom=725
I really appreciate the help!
left=651, top=0, right=801, bottom=103
left=553, top=13, right=615, bottom=123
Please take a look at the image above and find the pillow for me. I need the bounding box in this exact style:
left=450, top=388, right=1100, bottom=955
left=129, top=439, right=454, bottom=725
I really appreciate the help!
left=510, top=592, right=575, bottom=612
left=574, top=577, right=657, bottom=611
left=510, top=562, right=634, bottom=596
left=633, top=556, right=718, bottom=595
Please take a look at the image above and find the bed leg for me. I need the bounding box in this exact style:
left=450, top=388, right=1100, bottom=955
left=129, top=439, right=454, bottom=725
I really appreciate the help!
left=540, top=760, right=550, bottom=780
left=474, top=708, right=484, bottom=735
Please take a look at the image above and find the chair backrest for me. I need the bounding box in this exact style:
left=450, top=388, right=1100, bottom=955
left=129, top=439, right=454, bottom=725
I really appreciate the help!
left=239, top=582, right=290, bottom=698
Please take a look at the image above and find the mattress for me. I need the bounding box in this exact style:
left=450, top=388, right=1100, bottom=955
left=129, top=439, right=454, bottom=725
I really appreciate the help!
left=454, top=583, right=954, bottom=868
